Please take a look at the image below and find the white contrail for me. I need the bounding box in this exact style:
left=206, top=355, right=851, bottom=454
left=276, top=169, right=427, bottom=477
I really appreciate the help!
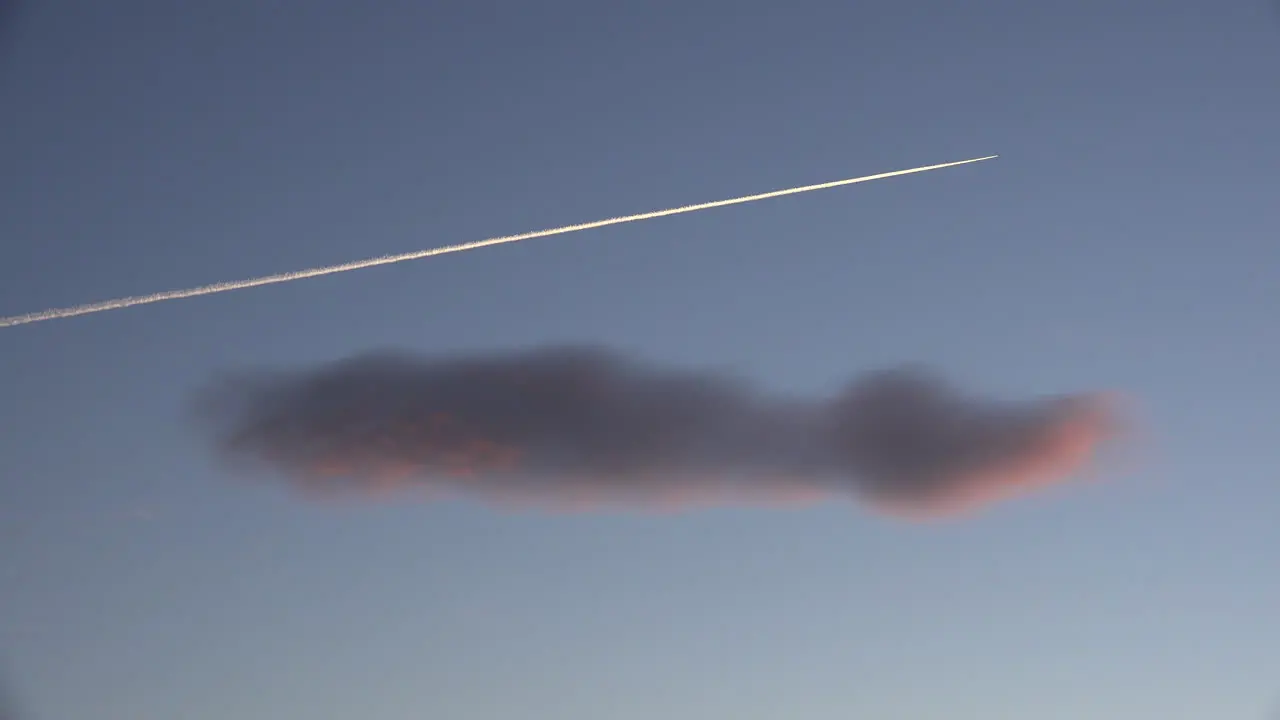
left=0, top=155, right=996, bottom=328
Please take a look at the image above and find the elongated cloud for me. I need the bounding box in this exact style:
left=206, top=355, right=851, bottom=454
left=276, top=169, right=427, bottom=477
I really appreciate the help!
left=195, top=346, right=1121, bottom=519
left=0, top=156, right=995, bottom=328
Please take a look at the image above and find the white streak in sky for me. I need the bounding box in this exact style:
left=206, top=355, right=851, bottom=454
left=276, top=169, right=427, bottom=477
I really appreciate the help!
left=0, top=155, right=996, bottom=328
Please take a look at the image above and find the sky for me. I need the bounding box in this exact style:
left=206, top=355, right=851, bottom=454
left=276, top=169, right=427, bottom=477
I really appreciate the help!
left=1, top=1, right=1278, bottom=718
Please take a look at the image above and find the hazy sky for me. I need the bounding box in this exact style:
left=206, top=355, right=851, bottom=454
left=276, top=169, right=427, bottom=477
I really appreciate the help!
left=2, top=1, right=1278, bottom=718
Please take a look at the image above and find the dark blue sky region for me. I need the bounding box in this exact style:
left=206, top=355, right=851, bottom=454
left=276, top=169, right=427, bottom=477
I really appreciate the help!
left=1, top=2, right=1278, bottom=718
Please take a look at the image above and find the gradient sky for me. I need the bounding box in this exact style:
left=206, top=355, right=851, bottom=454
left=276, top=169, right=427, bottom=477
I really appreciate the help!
left=2, top=2, right=1278, bottom=718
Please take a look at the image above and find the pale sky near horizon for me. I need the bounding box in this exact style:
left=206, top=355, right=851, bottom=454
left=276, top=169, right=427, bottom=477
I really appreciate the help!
left=2, top=2, right=1278, bottom=718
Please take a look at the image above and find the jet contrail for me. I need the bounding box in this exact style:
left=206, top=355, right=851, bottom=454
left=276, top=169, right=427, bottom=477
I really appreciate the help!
left=0, top=155, right=996, bottom=328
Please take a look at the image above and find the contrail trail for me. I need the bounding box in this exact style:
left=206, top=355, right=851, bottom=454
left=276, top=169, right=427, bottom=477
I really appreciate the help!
left=0, top=155, right=996, bottom=328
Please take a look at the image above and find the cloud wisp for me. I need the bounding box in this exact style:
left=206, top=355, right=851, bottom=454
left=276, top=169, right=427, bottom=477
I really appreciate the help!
left=194, top=345, right=1121, bottom=519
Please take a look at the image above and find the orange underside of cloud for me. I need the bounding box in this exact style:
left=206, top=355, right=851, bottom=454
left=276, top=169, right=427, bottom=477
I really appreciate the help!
left=278, top=395, right=1120, bottom=519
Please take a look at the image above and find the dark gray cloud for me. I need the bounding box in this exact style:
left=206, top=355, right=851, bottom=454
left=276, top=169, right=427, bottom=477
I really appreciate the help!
left=193, top=346, right=1121, bottom=518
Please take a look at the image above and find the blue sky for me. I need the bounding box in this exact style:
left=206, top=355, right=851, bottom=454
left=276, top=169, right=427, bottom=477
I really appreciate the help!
left=1, top=1, right=1278, bottom=718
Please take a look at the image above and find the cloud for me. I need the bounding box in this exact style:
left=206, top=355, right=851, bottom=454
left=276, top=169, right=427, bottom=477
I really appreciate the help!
left=193, top=346, right=1122, bottom=519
